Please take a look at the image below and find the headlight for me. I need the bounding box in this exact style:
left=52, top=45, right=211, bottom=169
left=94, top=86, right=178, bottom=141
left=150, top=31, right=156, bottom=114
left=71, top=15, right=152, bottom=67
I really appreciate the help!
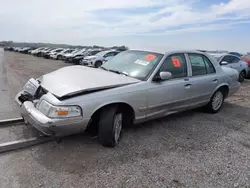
left=38, top=100, right=82, bottom=118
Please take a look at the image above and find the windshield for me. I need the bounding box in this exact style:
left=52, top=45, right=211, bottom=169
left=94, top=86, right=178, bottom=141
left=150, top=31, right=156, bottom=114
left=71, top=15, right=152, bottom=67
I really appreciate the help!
left=72, top=50, right=80, bottom=54
left=88, top=50, right=101, bottom=56
left=95, top=51, right=107, bottom=57
left=101, top=50, right=163, bottom=80
left=77, top=49, right=86, bottom=53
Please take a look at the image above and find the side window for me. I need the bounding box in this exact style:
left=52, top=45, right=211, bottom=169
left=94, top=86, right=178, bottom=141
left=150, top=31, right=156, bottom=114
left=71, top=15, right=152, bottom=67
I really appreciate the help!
left=159, top=53, right=187, bottom=79
left=231, top=56, right=240, bottom=64
left=220, top=55, right=232, bottom=64
left=203, top=56, right=216, bottom=74
left=188, top=54, right=207, bottom=76
left=114, top=51, right=120, bottom=56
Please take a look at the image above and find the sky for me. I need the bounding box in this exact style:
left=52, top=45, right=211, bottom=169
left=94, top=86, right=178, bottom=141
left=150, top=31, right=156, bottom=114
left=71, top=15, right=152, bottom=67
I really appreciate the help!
left=0, top=0, right=250, bottom=53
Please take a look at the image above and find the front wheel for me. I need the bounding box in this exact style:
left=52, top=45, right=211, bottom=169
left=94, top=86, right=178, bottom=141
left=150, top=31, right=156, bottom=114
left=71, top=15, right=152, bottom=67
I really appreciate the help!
left=57, top=55, right=62, bottom=60
left=206, top=90, right=224, bottom=113
left=98, top=105, right=123, bottom=147
left=239, top=71, right=246, bottom=82
left=94, top=61, right=102, bottom=68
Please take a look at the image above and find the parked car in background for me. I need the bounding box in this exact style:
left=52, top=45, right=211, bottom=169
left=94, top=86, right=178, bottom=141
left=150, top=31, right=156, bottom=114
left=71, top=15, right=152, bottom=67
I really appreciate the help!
left=71, top=49, right=102, bottom=65
left=44, top=48, right=64, bottom=59
left=28, top=47, right=37, bottom=54
left=15, top=50, right=240, bottom=147
left=242, top=55, right=250, bottom=77
left=3, top=47, right=14, bottom=51
left=32, top=47, right=49, bottom=56
left=64, top=48, right=87, bottom=63
left=30, top=47, right=46, bottom=55
left=19, top=47, right=36, bottom=54
left=50, top=49, right=75, bottom=60
left=17, top=47, right=25, bottom=52
left=81, top=50, right=120, bottom=68
left=228, top=52, right=243, bottom=58
left=61, top=49, right=79, bottom=60
left=38, top=48, right=54, bottom=57
left=209, top=53, right=249, bottom=82
left=13, top=47, right=22, bottom=52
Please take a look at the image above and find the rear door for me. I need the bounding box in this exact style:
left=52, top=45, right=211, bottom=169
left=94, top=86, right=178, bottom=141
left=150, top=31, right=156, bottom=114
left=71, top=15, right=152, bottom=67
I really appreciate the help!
left=186, top=53, right=218, bottom=108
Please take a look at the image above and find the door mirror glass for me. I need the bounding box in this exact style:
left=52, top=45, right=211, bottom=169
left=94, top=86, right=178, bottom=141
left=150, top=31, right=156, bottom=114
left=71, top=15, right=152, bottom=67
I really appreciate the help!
left=160, top=71, right=172, bottom=80
left=220, top=61, right=228, bottom=65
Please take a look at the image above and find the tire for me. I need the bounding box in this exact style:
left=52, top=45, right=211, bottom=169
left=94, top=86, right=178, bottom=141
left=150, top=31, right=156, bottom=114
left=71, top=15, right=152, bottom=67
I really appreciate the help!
left=94, top=61, right=102, bottom=68
left=206, top=89, right=225, bottom=113
left=57, top=55, right=62, bottom=60
left=238, top=71, right=246, bottom=82
left=98, top=105, right=123, bottom=147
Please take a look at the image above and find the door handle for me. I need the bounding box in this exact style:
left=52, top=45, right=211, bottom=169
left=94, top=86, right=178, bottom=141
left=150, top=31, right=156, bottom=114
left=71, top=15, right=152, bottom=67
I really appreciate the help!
left=184, top=83, right=192, bottom=89
left=213, top=79, right=218, bottom=83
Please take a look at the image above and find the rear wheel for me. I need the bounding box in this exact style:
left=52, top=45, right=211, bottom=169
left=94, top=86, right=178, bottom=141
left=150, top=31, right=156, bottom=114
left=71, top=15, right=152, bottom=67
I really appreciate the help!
left=239, top=71, right=246, bottom=82
left=98, top=105, right=123, bottom=147
left=206, top=89, right=224, bottom=113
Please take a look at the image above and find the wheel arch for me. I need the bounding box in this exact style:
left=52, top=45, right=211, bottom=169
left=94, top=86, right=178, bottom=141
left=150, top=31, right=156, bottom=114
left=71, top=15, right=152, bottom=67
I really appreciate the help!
left=86, top=101, right=136, bottom=132
left=212, top=84, right=229, bottom=98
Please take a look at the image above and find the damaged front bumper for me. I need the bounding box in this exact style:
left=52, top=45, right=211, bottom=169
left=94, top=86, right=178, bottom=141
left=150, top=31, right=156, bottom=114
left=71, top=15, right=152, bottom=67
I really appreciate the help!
left=15, top=91, right=90, bottom=137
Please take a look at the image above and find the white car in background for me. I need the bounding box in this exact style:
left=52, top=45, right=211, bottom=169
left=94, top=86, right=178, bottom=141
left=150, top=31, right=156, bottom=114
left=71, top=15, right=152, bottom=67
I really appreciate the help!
left=81, top=50, right=120, bottom=68
left=209, top=53, right=249, bottom=82
left=61, top=49, right=79, bottom=60
left=30, top=47, right=46, bottom=55
left=43, top=48, right=64, bottom=59
left=50, top=49, right=74, bottom=60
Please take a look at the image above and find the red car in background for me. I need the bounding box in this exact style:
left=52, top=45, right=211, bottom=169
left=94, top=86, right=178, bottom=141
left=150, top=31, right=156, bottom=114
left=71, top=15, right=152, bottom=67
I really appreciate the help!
left=242, top=55, right=250, bottom=76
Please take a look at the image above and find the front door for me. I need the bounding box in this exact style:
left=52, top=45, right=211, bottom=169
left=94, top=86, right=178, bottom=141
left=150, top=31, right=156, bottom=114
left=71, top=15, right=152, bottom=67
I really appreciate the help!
left=146, top=53, right=191, bottom=120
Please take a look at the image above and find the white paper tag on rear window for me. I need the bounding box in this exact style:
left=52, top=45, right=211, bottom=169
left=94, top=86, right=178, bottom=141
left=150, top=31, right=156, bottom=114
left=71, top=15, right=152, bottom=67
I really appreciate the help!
left=134, top=59, right=150, bottom=66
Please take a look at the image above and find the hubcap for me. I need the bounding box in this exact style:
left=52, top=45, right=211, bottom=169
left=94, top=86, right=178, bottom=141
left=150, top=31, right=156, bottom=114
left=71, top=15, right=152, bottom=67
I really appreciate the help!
left=114, top=113, right=122, bottom=143
left=212, top=91, right=223, bottom=111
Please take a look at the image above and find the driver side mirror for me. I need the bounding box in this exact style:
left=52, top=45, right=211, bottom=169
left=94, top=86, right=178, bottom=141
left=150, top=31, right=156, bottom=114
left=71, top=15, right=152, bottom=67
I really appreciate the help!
left=220, top=61, right=228, bottom=65
left=160, top=72, right=172, bottom=80
left=154, top=71, right=172, bottom=81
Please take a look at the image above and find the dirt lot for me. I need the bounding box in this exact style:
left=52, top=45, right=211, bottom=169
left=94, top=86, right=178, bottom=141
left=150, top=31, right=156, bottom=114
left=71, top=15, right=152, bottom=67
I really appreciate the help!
left=1, top=50, right=250, bottom=188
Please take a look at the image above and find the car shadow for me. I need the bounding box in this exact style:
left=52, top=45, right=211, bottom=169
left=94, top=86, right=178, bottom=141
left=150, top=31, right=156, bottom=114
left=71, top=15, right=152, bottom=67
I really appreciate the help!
left=28, top=101, right=250, bottom=176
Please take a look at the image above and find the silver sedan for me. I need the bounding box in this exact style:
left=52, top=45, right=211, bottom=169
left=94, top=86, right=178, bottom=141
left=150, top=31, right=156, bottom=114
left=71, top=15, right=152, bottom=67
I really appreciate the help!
left=15, top=50, right=240, bottom=147
left=208, top=53, right=249, bottom=82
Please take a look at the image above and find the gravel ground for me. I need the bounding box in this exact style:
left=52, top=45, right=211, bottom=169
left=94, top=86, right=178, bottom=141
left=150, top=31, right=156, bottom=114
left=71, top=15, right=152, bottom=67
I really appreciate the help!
left=0, top=49, right=250, bottom=188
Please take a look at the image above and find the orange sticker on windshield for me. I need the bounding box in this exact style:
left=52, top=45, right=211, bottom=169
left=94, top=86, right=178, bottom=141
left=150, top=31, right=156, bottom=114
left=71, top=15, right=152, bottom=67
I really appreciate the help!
left=145, top=54, right=156, bottom=61
left=172, top=58, right=181, bottom=67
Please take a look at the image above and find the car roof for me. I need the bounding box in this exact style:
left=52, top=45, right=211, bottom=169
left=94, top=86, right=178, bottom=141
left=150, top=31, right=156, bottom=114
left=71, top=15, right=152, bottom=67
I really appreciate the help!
left=128, top=49, right=214, bottom=56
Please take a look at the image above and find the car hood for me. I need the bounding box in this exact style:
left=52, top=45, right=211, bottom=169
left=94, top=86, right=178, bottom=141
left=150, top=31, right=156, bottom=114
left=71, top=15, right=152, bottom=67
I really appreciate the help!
left=39, top=66, right=140, bottom=98
left=84, top=55, right=97, bottom=60
left=63, top=53, right=73, bottom=57
left=74, top=55, right=84, bottom=59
